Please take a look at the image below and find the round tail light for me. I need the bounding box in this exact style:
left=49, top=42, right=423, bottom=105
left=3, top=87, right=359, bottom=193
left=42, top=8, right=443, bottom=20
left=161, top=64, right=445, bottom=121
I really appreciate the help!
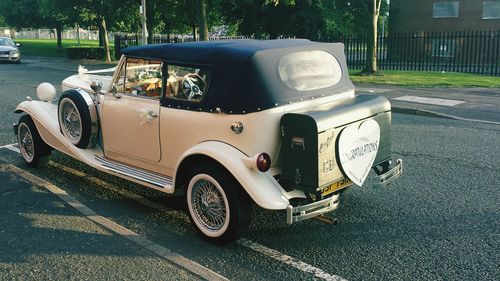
left=256, top=153, right=271, bottom=172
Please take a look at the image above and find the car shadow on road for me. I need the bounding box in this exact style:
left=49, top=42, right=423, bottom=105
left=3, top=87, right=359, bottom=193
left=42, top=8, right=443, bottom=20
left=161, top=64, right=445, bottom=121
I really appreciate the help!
left=0, top=168, right=154, bottom=264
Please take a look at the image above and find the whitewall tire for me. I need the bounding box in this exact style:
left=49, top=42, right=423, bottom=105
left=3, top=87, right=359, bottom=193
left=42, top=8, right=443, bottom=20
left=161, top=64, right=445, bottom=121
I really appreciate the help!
left=17, top=115, right=51, bottom=168
left=186, top=163, right=250, bottom=245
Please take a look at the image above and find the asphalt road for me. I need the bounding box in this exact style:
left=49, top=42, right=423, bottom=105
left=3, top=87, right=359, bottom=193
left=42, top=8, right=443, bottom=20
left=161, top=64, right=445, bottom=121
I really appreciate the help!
left=1, top=57, right=499, bottom=280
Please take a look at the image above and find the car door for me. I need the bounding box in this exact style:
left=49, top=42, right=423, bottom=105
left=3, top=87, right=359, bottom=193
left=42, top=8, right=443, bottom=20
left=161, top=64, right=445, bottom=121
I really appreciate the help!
left=101, top=58, right=163, bottom=163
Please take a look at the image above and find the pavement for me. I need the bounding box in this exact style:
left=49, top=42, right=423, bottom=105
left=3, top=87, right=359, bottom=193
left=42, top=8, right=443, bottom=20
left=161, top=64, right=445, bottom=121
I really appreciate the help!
left=356, top=85, right=500, bottom=125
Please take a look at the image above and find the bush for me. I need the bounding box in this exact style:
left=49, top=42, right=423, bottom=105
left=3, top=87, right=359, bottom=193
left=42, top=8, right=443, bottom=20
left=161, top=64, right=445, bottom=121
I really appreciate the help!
left=66, top=47, right=105, bottom=60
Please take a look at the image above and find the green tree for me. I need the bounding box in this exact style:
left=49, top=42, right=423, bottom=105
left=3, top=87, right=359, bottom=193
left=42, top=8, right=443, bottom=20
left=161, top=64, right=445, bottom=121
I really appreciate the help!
left=222, top=0, right=386, bottom=74
left=0, top=0, right=43, bottom=31
left=220, top=0, right=337, bottom=39
left=334, top=0, right=387, bottom=75
left=108, top=3, right=141, bottom=33
left=0, top=0, right=75, bottom=48
left=167, top=0, right=198, bottom=37
left=265, top=0, right=296, bottom=5
left=145, top=0, right=162, bottom=43
left=65, top=0, right=139, bottom=61
left=363, top=0, right=382, bottom=74
left=162, top=0, right=225, bottom=40
left=196, top=0, right=209, bottom=41
left=40, top=0, right=80, bottom=49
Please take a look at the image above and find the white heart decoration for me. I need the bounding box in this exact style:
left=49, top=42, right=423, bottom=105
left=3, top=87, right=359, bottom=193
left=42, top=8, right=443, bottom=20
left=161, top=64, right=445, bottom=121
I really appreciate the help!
left=338, top=119, right=380, bottom=186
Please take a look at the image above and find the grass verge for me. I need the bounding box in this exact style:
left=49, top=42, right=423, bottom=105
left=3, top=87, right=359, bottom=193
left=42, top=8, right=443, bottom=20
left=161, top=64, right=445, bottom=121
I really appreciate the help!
left=14, top=39, right=114, bottom=58
left=350, top=70, right=500, bottom=88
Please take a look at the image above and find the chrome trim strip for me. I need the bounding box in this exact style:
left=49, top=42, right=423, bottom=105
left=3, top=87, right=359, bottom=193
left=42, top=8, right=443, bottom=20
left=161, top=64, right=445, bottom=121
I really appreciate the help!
left=286, top=194, right=340, bottom=225
left=97, top=157, right=170, bottom=183
left=95, top=156, right=172, bottom=187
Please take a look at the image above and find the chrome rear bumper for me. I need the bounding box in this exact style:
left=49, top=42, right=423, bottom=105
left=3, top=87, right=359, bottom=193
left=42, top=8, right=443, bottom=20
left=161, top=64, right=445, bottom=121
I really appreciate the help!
left=286, top=193, right=339, bottom=225
left=286, top=158, right=402, bottom=225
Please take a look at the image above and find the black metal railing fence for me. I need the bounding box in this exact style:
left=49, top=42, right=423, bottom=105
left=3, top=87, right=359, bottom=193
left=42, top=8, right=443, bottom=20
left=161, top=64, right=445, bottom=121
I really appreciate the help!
left=378, top=30, right=499, bottom=76
left=115, top=30, right=500, bottom=76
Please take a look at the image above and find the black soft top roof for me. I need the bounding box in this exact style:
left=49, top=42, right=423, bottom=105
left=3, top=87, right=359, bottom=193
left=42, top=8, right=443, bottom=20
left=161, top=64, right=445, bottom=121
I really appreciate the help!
left=122, top=39, right=354, bottom=114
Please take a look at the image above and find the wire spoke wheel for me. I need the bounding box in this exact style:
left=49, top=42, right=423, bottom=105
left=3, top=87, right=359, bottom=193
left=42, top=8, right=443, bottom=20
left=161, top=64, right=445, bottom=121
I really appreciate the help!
left=191, top=178, right=228, bottom=232
left=60, top=99, right=82, bottom=144
left=18, top=123, right=34, bottom=162
left=17, top=115, right=51, bottom=168
left=188, top=174, right=230, bottom=237
left=57, top=90, right=93, bottom=149
left=186, top=164, right=250, bottom=245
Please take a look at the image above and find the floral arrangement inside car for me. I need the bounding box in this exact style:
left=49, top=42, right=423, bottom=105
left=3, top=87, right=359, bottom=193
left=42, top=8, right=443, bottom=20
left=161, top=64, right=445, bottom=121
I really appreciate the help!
left=13, top=39, right=403, bottom=244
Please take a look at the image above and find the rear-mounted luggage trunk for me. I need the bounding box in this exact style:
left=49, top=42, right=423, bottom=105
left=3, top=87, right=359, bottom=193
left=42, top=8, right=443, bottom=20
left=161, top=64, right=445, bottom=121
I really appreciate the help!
left=280, top=94, right=392, bottom=198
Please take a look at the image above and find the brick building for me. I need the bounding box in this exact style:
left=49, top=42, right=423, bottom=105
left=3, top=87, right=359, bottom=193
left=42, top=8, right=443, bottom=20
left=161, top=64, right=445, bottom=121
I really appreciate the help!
left=389, top=0, right=500, bottom=32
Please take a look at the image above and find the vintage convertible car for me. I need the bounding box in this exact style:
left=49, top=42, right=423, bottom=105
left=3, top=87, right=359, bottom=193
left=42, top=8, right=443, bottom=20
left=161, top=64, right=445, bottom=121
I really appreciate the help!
left=14, top=39, right=402, bottom=244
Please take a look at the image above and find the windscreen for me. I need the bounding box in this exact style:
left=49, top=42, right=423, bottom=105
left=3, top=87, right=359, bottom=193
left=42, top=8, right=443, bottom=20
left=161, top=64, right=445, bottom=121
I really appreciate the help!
left=0, top=38, right=15, bottom=46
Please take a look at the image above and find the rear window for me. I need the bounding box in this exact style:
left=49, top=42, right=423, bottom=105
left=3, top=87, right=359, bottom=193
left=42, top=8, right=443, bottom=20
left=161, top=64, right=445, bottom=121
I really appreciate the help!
left=278, top=50, right=342, bottom=91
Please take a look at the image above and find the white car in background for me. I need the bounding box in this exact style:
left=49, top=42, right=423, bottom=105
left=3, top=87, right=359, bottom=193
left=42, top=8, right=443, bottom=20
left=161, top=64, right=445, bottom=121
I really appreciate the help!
left=0, top=37, right=21, bottom=63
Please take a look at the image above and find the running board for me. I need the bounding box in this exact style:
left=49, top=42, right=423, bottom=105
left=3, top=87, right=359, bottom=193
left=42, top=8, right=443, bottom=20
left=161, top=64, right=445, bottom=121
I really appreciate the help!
left=95, top=155, right=172, bottom=188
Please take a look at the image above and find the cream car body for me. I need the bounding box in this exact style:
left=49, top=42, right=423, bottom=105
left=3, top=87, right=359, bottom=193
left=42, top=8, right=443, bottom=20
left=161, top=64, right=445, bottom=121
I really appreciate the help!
left=14, top=40, right=403, bottom=244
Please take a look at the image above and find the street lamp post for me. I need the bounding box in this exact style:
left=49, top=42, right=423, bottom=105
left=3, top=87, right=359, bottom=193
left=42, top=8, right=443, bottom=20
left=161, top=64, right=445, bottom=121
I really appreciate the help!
left=140, top=0, right=148, bottom=45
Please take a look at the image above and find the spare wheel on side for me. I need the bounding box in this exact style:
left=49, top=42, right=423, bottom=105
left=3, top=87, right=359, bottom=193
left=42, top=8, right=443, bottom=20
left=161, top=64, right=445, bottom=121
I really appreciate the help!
left=58, top=89, right=98, bottom=149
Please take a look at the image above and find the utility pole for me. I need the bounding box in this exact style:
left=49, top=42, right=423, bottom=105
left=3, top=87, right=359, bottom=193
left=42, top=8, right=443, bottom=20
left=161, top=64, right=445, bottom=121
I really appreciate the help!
left=140, top=0, right=148, bottom=45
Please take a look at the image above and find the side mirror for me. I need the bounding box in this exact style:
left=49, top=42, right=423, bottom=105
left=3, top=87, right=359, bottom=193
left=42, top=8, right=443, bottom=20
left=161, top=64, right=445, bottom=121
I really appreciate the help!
left=15, top=43, right=21, bottom=47
left=90, top=80, right=102, bottom=94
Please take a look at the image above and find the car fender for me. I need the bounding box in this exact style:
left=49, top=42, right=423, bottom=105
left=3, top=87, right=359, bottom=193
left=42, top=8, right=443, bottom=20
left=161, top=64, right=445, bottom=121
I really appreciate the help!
left=174, top=141, right=291, bottom=210
left=15, top=100, right=97, bottom=164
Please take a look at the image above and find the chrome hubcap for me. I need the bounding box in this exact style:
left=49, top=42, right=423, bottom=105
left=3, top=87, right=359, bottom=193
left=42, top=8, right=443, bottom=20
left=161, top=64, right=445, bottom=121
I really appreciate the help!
left=61, top=100, right=82, bottom=143
left=19, top=123, right=34, bottom=162
left=191, top=179, right=227, bottom=232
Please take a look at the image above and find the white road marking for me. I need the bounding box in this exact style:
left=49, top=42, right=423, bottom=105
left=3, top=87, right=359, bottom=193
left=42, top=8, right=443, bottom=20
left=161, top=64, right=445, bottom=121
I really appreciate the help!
left=0, top=143, right=20, bottom=153
left=393, top=95, right=465, bottom=107
left=1, top=164, right=228, bottom=281
left=237, top=238, right=347, bottom=281
left=2, top=146, right=346, bottom=280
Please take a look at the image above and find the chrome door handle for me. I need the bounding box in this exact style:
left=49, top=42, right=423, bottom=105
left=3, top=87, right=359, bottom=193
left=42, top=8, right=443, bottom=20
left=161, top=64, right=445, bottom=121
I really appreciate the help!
left=148, top=111, right=159, bottom=118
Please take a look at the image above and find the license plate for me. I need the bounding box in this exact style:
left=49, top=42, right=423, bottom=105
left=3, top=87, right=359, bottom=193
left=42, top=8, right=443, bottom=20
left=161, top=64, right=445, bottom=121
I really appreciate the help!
left=321, top=178, right=352, bottom=197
